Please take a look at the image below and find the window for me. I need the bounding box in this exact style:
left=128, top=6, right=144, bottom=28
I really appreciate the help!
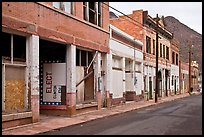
left=146, top=36, right=151, bottom=54
left=53, top=2, right=74, bottom=14
left=2, top=32, right=26, bottom=62
left=153, top=39, right=155, bottom=55
left=172, top=75, right=174, bottom=86
left=83, top=2, right=102, bottom=27
left=76, top=48, right=93, bottom=67
left=166, top=46, right=169, bottom=60
left=172, top=51, right=175, bottom=64
left=163, top=45, right=165, bottom=59
left=160, top=43, right=162, bottom=57
left=2, top=32, right=28, bottom=112
left=176, top=53, right=178, bottom=65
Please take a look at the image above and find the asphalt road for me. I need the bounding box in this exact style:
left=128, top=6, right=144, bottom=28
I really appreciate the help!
left=37, top=94, right=202, bottom=135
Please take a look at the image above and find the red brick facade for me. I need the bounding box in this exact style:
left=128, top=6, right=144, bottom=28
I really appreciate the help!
left=2, top=2, right=110, bottom=53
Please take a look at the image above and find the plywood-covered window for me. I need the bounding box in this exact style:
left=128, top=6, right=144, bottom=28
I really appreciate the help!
left=2, top=32, right=28, bottom=113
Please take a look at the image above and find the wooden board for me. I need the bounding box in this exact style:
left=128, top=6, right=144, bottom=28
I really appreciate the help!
left=5, top=80, right=25, bottom=112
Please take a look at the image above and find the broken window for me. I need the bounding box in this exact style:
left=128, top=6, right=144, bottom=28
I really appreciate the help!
left=76, top=48, right=93, bottom=67
left=2, top=31, right=28, bottom=113
left=83, top=2, right=102, bottom=27
left=2, top=32, right=26, bottom=63
left=53, top=2, right=74, bottom=14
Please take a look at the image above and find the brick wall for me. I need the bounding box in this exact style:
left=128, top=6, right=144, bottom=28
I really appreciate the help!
left=2, top=2, right=110, bottom=53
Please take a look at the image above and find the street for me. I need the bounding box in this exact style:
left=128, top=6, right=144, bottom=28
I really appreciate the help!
left=37, top=94, right=202, bottom=135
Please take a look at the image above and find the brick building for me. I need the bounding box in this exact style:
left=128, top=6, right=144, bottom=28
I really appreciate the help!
left=170, top=39, right=180, bottom=95
left=179, top=60, right=189, bottom=94
left=109, top=24, right=144, bottom=105
left=110, top=10, right=177, bottom=100
left=2, top=2, right=110, bottom=129
left=191, top=61, right=199, bottom=91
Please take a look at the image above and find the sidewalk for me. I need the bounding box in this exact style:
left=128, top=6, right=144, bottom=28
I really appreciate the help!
left=2, top=92, right=201, bottom=135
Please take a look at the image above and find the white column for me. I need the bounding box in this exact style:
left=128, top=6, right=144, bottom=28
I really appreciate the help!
left=66, top=45, right=76, bottom=107
left=94, top=52, right=102, bottom=109
left=104, top=52, right=112, bottom=108
left=29, top=35, right=39, bottom=123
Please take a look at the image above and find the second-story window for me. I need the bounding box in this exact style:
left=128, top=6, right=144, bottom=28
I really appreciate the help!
left=172, top=51, right=175, bottom=64
left=153, top=39, right=155, bottom=55
left=53, top=2, right=74, bottom=15
left=166, top=46, right=169, bottom=60
left=176, top=53, right=178, bottom=65
left=163, top=44, right=165, bottom=59
left=160, top=43, right=162, bottom=57
left=146, top=36, right=151, bottom=54
left=83, top=2, right=102, bottom=27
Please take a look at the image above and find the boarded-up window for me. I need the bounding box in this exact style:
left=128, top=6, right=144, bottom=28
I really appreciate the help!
left=2, top=32, right=27, bottom=113
left=5, top=66, right=25, bottom=111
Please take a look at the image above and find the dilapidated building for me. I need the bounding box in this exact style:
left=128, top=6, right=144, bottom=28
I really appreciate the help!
left=110, top=10, right=175, bottom=100
left=2, top=2, right=110, bottom=129
left=109, top=25, right=144, bottom=105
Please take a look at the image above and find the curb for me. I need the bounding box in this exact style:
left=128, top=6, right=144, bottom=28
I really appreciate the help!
left=2, top=93, right=199, bottom=135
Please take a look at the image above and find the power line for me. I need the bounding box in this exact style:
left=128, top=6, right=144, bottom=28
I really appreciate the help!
left=102, top=2, right=144, bottom=28
left=102, top=2, right=168, bottom=36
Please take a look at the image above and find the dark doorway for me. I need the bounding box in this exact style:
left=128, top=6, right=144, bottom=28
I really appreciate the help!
left=149, top=77, right=153, bottom=99
left=158, top=71, right=162, bottom=97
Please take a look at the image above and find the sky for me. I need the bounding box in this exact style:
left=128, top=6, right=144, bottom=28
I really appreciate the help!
left=109, top=2, right=202, bottom=34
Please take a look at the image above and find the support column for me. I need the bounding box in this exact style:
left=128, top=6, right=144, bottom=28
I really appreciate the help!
left=29, top=35, right=39, bottom=123
left=66, top=45, right=76, bottom=115
left=94, top=52, right=102, bottom=109
left=104, top=52, right=112, bottom=109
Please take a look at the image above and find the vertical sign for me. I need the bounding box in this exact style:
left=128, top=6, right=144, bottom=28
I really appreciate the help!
left=43, top=63, right=66, bottom=104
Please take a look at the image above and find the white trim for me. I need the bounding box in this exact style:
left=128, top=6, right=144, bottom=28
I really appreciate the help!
left=110, top=24, right=143, bottom=46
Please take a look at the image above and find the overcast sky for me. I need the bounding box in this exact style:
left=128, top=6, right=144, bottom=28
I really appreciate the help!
left=109, top=2, right=202, bottom=34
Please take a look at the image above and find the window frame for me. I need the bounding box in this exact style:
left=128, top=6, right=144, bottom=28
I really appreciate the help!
left=153, top=39, right=155, bottom=55
left=2, top=31, right=29, bottom=112
left=146, top=36, right=151, bottom=54
left=53, top=2, right=74, bottom=15
left=83, top=2, right=102, bottom=27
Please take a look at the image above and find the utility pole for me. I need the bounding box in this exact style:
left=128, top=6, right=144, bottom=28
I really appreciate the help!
left=155, top=14, right=159, bottom=103
left=189, top=42, right=192, bottom=94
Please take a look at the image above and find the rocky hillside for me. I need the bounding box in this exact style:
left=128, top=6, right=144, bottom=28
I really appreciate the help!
left=164, top=16, right=202, bottom=72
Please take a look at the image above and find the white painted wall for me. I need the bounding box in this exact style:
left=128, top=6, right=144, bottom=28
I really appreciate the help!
left=170, top=64, right=179, bottom=91
left=110, top=40, right=143, bottom=61
left=110, top=39, right=144, bottom=96
left=112, top=69, right=123, bottom=98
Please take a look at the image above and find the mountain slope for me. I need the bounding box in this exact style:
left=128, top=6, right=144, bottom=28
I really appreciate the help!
left=164, top=16, right=202, bottom=72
